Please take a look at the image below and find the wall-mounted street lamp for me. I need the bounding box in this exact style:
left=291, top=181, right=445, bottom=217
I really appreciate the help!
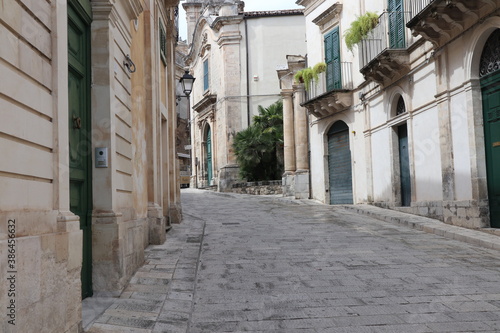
left=179, top=70, right=195, bottom=97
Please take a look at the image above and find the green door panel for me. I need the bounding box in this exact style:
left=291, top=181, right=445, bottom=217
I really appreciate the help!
left=482, top=72, right=500, bottom=227
left=68, top=0, right=93, bottom=298
left=206, top=127, right=212, bottom=183
left=328, top=121, right=353, bottom=204
left=398, top=124, right=411, bottom=207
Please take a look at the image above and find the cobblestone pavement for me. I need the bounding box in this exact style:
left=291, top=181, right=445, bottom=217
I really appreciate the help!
left=87, top=189, right=500, bottom=333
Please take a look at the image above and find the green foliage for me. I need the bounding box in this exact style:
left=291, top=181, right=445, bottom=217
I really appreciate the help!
left=294, top=62, right=326, bottom=91
left=344, top=12, right=379, bottom=51
left=294, top=70, right=305, bottom=84
left=313, top=62, right=327, bottom=74
left=233, top=100, right=284, bottom=181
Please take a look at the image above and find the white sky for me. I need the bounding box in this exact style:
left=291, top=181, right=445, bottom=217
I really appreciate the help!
left=178, top=0, right=302, bottom=41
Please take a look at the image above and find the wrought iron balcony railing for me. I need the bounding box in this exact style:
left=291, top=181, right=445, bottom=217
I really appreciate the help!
left=304, top=62, right=353, bottom=103
left=302, top=62, right=353, bottom=118
left=359, top=11, right=412, bottom=70
left=406, top=0, right=434, bottom=22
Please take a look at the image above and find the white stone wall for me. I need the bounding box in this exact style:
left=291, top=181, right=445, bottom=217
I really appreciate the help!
left=0, top=1, right=82, bottom=332
left=300, top=0, right=498, bottom=228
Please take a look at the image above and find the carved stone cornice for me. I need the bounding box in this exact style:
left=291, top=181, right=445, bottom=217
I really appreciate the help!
left=193, top=94, right=217, bottom=113
left=122, top=0, right=144, bottom=20
left=312, top=2, right=342, bottom=34
left=212, top=16, right=244, bottom=32
left=91, top=1, right=113, bottom=21
left=296, top=0, right=323, bottom=16
left=216, top=32, right=242, bottom=47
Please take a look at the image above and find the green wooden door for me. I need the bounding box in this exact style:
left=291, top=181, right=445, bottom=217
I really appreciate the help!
left=325, top=27, right=342, bottom=91
left=398, top=124, right=411, bottom=206
left=388, top=0, right=405, bottom=49
left=68, top=0, right=92, bottom=298
left=206, top=127, right=212, bottom=183
left=328, top=121, right=353, bottom=204
left=482, top=71, right=500, bottom=227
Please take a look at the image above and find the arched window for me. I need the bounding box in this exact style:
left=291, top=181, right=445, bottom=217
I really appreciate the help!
left=479, top=29, right=500, bottom=78
left=396, top=96, right=406, bottom=115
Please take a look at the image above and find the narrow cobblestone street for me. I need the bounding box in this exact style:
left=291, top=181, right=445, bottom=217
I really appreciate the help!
left=88, top=189, right=500, bottom=332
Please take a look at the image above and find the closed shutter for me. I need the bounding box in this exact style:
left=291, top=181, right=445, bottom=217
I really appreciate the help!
left=203, top=59, right=209, bottom=91
left=389, top=0, right=405, bottom=49
left=328, top=122, right=353, bottom=204
left=325, top=27, right=342, bottom=91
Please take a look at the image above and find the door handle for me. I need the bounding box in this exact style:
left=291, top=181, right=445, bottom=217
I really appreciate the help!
left=73, top=116, right=82, bottom=129
left=493, top=142, right=500, bottom=148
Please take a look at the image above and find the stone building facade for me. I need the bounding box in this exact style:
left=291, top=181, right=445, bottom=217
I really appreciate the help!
left=183, top=0, right=306, bottom=190
left=289, top=0, right=500, bottom=229
left=0, top=0, right=181, bottom=331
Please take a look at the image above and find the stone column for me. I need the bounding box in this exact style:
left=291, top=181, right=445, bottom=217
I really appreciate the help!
left=293, top=84, right=309, bottom=199
left=282, top=90, right=296, bottom=173
left=294, top=84, right=309, bottom=172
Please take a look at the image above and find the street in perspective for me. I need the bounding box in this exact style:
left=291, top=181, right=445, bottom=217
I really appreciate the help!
left=86, top=189, right=500, bottom=333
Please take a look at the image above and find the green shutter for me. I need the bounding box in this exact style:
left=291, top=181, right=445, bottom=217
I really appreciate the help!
left=203, top=59, right=209, bottom=91
left=389, top=0, right=405, bottom=49
left=325, top=27, right=342, bottom=91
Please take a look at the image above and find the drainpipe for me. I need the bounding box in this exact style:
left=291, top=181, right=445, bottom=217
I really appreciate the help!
left=245, top=17, right=250, bottom=127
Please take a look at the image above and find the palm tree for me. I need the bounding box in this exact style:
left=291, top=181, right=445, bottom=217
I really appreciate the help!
left=233, top=100, right=284, bottom=181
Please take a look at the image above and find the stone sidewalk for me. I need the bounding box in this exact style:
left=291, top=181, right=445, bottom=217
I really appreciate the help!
left=84, top=189, right=500, bottom=332
left=83, top=206, right=205, bottom=333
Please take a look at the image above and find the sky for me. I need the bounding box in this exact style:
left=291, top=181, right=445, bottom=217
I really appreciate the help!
left=178, top=0, right=302, bottom=41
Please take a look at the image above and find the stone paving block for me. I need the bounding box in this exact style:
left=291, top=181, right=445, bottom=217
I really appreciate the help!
left=86, top=190, right=500, bottom=333
left=152, top=320, right=187, bottom=333
left=88, top=323, right=152, bottom=333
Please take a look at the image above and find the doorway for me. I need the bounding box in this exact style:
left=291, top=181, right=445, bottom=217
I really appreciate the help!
left=68, top=0, right=92, bottom=298
left=328, top=121, right=353, bottom=204
left=480, top=29, right=500, bottom=227
left=398, top=124, right=411, bottom=206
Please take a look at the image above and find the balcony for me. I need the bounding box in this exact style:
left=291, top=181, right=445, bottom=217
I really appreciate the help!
left=301, top=62, right=353, bottom=118
left=407, top=0, right=499, bottom=47
left=359, top=11, right=412, bottom=85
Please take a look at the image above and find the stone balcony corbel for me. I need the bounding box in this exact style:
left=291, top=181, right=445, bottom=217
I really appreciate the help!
left=407, top=0, right=499, bottom=47
left=302, top=90, right=353, bottom=118
left=360, top=50, right=410, bottom=85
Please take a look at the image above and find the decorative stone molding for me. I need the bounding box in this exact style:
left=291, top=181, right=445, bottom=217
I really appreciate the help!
left=407, top=0, right=499, bottom=47
left=216, top=32, right=243, bottom=47
left=212, top=16, right=244, bottom=32
left=312, top=3, right=342, bottom=34
left=360, top=49, right=410, bottom=85
left=198, top=33, right=211, bottom=57
left=302, top=90, right=353, bottom=118
left=193, top=94, right=217, bottom=113
left=296, top=0, right=323, bottom=16
left=122, top=0, right=144, bottom=20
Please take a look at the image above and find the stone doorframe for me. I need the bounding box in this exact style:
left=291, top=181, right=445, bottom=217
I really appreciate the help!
left=463, top=17, right=500, bottom=227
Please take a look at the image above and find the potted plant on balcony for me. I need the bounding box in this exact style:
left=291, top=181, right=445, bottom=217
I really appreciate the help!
left=344, top=12, right=379, bottom=51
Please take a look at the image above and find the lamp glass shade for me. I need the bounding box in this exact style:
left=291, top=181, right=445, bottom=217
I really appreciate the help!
left=180, top=71, right=195, bottom=96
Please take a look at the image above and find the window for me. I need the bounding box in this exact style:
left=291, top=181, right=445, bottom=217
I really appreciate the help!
left=203, top=59, right=209, bottom=91
left=159, top=20, right=166, bottom=65
left=324, top=27, right=341, bottom=91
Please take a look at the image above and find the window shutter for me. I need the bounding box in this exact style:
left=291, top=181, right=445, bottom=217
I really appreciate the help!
left=389, top=0, right=405, bottom=49
left=203, top=59, right=209, bottom=91
left=159, top=21, right=166, bottom=65
left=325, top=27, right=342, bottom=91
